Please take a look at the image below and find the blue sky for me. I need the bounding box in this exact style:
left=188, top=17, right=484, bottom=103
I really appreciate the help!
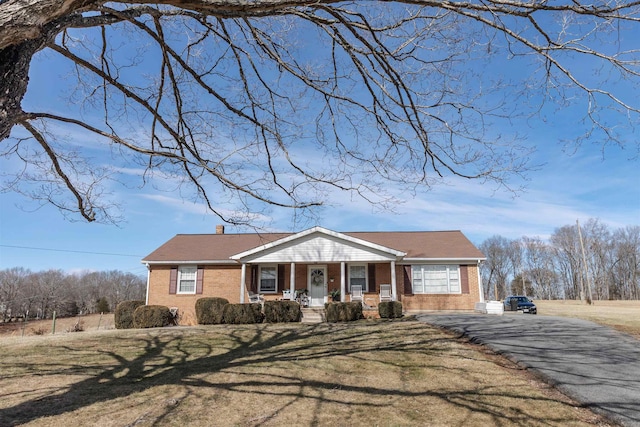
left=2, top=137, right=637, bottom=277
left=1, top=11, right=639, bottom=276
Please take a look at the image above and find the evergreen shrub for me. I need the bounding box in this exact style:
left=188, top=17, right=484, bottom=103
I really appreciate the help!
left=133, top=305, right=172, bottom=328
left=195, top=297, right=229, bottom=324
left=114, top=300, right=145, bottom=329
left=378, top=301, right=403, bottom=319
left=325, top=302, right=362, bottom=322
left=95, top=297, right=110, bottom=313
left=264, top=300, right=301, bottom=323
left=222, top=303, right=264, bottom=324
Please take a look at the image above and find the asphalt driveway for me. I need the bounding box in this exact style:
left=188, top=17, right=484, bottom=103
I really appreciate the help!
left=417, top=313, right=640, bottom=427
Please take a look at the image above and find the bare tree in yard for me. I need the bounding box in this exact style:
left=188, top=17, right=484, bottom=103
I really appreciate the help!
left=0, top=267, right=31, bottom=322
left=510, top=274, right=533, bottom=296
left=479, top=235, right=514, bottom=300
left=31, top=269, right=67, bottom=319
left=99, top=270, right=147, bottom=309
left=610, top=226, right=640, bottom=300
left=1, top=1, right=639, bottom=225
left=481, top=221, right=640, bottom=301
left=551, top=225, right=584, bottom=300
left=0, top=268, right=147, bottom=320
left=581, top=219, right=614, bottom=300
left=507, top=239, right=524, bottom=296
left=65, top=270, right=146, bottom=313
left=522, top=236, right=559, bottom=299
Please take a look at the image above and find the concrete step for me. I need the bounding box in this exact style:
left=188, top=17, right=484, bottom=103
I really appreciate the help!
left=301, top=308, right=325, bottom=323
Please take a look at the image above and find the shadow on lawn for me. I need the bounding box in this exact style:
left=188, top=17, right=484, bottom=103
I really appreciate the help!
left=0, top=322, right=587, bottom=426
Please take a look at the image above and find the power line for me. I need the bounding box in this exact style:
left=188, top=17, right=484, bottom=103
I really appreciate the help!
left=0, top=244, right=143, bottom=258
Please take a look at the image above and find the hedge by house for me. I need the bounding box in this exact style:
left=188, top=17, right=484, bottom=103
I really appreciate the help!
left=264, top=300, right=301, bottom=323
left=195, top=297, right=229, bottom=324
left=325, top=301, right=363, bottom=322
left=133, top=305, right=172, bottom=328
left=222, top=303, right=264, bottom=324
left=379, top=301, right=403, bottom=319
left=114, top=300, right=145, bottom=329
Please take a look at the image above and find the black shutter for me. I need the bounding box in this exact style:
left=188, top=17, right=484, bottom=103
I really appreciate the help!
left=278, top=264, right=285, bottom=292
left=345, top=265, right=349, bottom=294
left=251, top=265, right=258, bottom=293
left=368, top=263, right=376, bottom=292
left=403, top=265, right=413, bottom=295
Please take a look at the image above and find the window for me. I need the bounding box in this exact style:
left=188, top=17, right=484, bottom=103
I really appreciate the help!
left=411, top=265, right=460, bottom=294
left=259, top=266, right=277, bottom=293
left=349, top=264, right=367, bottom=292
left=178, top=266, right=197, bottom=294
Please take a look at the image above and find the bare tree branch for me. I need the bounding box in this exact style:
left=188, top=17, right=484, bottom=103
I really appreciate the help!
left=1, top=0, right=638, bottom=225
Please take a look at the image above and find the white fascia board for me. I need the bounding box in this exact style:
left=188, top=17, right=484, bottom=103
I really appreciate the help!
left=401, top=257, right=486, bottom=264
left=142, top=260, right=238, bottom=265
left=230, top=226, right=406, bottom=261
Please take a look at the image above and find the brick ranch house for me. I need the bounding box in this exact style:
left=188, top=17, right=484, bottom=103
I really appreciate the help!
left=142, top=226, right=486, bottom=324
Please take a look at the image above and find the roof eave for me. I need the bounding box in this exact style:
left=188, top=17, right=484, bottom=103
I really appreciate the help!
left=142, top=260, right=238, bottom=265
left=401, top=257, right=486, bottom=263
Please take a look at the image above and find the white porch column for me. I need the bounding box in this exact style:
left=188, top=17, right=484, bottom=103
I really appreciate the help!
left=240, top=263, right=247, bottom=303
left=390, top=261, right=397, bottom=301
left=477, top=260, right=485, bottom=302
left=340, top=261, right=346, bottom=302
left=290, top=263, right=296, bottom=300
left=145, top=263, right=150, bottom=305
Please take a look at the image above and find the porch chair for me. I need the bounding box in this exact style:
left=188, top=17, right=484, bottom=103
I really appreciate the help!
left=282, top=289, right=293, bottom=301
left=295, top=290, right=310, bottom=307
left=248, top=291, right=265, bottom=306
left=350, top=285, right=364, bottom=303
left=379, top=284, right=393, bottom=302
left=169, top=307, right=179, bottom=326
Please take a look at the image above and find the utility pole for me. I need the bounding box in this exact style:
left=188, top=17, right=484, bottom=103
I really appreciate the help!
left=576, top=219, right=593, bottom=304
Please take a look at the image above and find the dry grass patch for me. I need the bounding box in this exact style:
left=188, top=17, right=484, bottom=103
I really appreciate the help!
left=0, top=321, right=610, bottom=427
left=536, top=300, right=640, bottom=338
left=0, top=313, right=115, bottom=337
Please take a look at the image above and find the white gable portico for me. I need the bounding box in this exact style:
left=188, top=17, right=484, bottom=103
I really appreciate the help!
left=231, top=227, right=406, bottom=306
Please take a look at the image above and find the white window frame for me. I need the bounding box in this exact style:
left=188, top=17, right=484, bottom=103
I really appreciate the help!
left=259, top=265, right=278, bottom=293
left=177, top=266, right=197, bottom=295
left=411, top=265, right=461, bottom=294
left=348, top=264, right=368, bottom=292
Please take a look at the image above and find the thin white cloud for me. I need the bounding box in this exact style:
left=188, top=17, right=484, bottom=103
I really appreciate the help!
left=314, top=155, right=638, bottom=245
left=136, top=193, right=271, bottom=224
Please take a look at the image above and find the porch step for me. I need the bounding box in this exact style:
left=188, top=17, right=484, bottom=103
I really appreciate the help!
left=301, top=308, right=325, bottom=323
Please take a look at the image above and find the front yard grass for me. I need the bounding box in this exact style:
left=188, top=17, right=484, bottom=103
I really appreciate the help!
left=0, top=321, right=608, bottom=426
left=536, top=300, right=640, bottom=339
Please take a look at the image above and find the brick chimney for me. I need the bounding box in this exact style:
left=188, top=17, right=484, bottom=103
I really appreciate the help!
left=216, top=224, right=225, bottom=234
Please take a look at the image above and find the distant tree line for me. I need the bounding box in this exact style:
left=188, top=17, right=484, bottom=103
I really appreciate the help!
left=0, top=268, right=146, bottom=321
left=480, top=219, right=640, bottom=302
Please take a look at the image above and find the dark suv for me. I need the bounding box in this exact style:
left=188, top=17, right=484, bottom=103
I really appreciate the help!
left=503, top=296, right=537, bottom=314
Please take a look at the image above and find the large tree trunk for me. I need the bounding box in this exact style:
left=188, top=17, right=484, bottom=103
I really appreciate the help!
left=0, top=39, right=44, bottom=140
left=0, top=0, right=96, bottom=48
left=0, top=0, right=101, bottom=141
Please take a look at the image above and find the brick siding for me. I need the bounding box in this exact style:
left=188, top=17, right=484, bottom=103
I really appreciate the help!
left=147, top=262, right=482, bottom=324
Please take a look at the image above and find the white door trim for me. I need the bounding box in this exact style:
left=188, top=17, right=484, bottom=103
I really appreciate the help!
left=307, top=265, right=327, bottom=307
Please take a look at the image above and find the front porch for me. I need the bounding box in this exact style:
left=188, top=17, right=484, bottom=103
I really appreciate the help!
left=231, top=227, right=406, bottom=308
left=240, top=261, right=401, bottom=308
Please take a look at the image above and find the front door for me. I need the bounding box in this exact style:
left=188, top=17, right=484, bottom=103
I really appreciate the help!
left=308, top=266, right=327, bottom=307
